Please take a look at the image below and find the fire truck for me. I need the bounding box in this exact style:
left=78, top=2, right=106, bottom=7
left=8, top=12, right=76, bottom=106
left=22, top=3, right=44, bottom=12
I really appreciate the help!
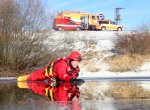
left=54, top=11, right=122, bottom=31
left=55, top=11, right=104, bottom=30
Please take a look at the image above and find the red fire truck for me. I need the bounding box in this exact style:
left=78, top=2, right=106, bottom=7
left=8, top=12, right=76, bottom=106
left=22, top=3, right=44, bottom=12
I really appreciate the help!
left=53, top=18, right=81, bottom=31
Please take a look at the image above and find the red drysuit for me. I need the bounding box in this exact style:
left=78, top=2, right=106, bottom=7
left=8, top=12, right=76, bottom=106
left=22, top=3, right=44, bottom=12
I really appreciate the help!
left=28, top=57, right=80, bottom=82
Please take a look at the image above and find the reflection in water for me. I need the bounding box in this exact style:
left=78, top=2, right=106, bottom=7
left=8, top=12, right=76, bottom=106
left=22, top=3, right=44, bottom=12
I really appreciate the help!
left=80, top=81, right=150, bottom=100
left=1, top=81, right=150, bottom=110
left=106, top=82, right=150, bottom=99
left=18, top=81, right=81, bottom=110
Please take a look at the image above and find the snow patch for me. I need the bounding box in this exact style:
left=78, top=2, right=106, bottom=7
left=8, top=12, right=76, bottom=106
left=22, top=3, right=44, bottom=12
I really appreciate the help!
left=140, top=62, right=150, bottom=71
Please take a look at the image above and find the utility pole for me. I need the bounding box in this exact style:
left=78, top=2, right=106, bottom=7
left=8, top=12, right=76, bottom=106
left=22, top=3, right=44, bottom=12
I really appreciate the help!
left=114, top=7, right=125, bottom=25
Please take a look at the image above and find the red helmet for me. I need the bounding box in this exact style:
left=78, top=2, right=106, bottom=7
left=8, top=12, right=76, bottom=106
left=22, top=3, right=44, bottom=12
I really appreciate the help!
left=69, top=51, right=82, bottom=62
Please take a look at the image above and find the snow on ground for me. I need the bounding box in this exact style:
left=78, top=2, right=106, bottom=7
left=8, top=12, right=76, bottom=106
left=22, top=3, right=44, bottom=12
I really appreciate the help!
left=140, top=62, right=150, bottom=71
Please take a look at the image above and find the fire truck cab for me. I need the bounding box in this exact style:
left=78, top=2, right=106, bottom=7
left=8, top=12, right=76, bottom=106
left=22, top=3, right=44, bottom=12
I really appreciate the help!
left=53, top=18, right=81, bottom=31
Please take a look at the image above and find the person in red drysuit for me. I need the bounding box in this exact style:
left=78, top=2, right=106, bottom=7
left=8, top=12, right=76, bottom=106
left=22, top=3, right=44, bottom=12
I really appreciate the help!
left=27, top=51, right=82, bottom=82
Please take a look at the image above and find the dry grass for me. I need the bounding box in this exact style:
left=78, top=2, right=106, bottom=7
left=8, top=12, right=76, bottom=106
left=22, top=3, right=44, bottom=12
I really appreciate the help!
left=0, top=66, right=18, bottom=77
left=144, top=54, right=150, bottom=61
left=108, top=54, right=144, bottom=72
left=81, top=50, right=104, bottom=72
left=0, top=66, right=31, bottom=77
left=105, top=82, right=150, bottom=99
left=82, top=38, right=97, bottom=49
left=82, top=50, right=98, bottom=60
left=114, top=25, right=150, bottom=55
left=86, top=65, right=100, bottom=72
left=110, top=25, right=150, bottom=72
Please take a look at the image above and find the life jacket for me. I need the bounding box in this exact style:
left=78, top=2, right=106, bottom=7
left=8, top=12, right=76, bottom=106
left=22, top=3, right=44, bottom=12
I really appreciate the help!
left=44, top=57, right=67, bottom=78
left=45, top=87, right=55, bottom=101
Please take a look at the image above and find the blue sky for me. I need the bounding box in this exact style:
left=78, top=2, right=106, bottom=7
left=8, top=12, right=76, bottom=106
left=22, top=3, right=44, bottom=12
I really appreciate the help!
left=42, top=0, right=150, bottom=30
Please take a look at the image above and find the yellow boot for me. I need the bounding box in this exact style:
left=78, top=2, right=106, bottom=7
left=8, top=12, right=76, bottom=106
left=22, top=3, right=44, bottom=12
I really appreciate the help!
left=17, top=81, right=29, bottom=89
left=17, top=75, right=30, bottom=82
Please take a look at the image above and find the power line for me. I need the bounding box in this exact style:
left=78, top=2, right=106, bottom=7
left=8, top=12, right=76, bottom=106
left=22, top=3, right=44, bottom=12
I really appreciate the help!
left=114, top=7, right=125, bottom=25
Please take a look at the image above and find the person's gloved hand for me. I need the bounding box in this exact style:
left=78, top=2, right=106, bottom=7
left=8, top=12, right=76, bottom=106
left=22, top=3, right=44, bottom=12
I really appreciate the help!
left=70, top=78, right=78, bottom=86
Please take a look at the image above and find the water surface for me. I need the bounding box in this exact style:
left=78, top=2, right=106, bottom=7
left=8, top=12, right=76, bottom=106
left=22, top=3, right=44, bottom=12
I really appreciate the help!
left=1, top=80, right=150, bottom=110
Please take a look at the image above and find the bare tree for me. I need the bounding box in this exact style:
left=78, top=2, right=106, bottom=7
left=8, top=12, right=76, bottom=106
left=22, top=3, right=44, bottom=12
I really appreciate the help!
left=0, top=0, right=52, bottom=70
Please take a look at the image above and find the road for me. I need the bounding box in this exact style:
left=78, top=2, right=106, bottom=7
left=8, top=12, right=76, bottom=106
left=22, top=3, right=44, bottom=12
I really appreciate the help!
left=48, top=30, right=131, bottom=41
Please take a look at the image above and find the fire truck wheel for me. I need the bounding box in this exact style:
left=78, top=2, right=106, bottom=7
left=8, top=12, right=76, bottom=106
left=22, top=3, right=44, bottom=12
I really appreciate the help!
left=117, top=27, right=122, bottom=31
left=101, top=27, right=106, bottom=31
left=91, top=26, right=96, bottom=30
left=76, top=27, right=80, bottom=31
left=58, top=27, right=63, bottom=31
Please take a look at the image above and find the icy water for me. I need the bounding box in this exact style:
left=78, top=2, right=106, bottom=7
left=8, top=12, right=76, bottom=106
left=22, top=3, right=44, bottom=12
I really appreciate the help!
left=1, top=80, right=150, bottom=110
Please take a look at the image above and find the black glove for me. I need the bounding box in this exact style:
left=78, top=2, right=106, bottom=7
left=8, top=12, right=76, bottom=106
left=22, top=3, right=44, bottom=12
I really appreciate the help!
left=70, top=78, right=78, bottom=86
